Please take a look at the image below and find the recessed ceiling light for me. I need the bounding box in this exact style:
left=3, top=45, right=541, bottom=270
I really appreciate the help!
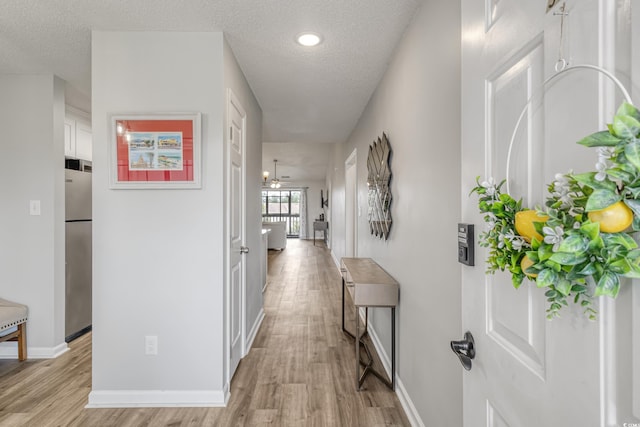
left=297, top=32, right=322, bottom=47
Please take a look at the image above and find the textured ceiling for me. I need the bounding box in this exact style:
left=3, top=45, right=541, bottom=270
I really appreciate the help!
left=263, top=143, right=333, bottom=183
left=0, top=0, right=420, bottom=145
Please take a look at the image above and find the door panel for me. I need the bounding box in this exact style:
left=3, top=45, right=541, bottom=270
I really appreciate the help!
left=461, top=0, right=637, bottom=426
left=232, top=164, right=241, bottom=244
left=487, top=282, right=546, bottom=378
left=485, top=39, right=547, bottom=380
left=487, top=402, right=510, bottom=427
left=486, top=38, right=544, bottom=204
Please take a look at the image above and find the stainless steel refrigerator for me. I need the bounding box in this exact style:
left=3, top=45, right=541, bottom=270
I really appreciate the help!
left=65, top=168, right=92, bottom=341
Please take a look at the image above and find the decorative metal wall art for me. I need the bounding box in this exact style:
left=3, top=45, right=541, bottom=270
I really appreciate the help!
left=367, top=133, right=392, bottom=240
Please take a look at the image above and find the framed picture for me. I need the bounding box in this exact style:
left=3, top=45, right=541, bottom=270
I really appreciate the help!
left=109, top=113, right=201, bottom=189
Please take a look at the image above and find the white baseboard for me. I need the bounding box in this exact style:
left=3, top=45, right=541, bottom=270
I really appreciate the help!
left=330, top=250, right=340, bottom=269
left=86, top=389, right=228, bottom=408
left=0, top=341, right=69, bottom=359
left=245, top=308, right=265, bottom=355
left=223, top=382, right=230, bottom=405
left=368, top=324, right=425, bottom=427
left=395, top=376, right=426, bottom=427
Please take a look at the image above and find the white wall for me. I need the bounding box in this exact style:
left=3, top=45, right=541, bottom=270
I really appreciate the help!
left=0, top=74, right=67, bottom=359
left=326, top=1, right=463, bottom=425
left=223, top=37, right=264, bottom=361
left=90, top=32, right=228, bottom=406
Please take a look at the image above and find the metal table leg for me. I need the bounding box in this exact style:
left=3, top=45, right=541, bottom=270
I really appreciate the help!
left=391, top=306, right=395, bottom=390
left=341, top=274, right=395, bottom=391
left=342, top=275, right=356, bottom=339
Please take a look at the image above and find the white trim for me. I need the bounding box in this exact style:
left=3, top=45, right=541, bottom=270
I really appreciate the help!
left=395, top=376, right=427, bottom=427
left=344, top=149, right=358, bottom=258
left=245, top=308, right=265, bottom=355
left=368, top=324, right=425, bottom=427
left=330, top=250, right=340, bottom=269
left=223, top=382, right=230, bottom=405
left=0, top=342, right=69, bottom=359
left=86, top=389, right=228, bottom=408
left=65, top=105, right=91, bottom=121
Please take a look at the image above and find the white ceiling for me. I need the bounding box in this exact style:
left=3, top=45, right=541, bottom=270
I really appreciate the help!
left=0, top=0, right=421, bottom=146
left=1, top=1, right=420, bottom=181
left=263, top=143, right=333, bottom=184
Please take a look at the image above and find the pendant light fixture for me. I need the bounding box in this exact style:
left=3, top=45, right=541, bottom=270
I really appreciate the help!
left=270, top=159, right=281, bottom=189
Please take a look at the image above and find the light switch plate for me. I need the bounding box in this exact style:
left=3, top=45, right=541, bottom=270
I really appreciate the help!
left=29, top=200, right=41, bottom=216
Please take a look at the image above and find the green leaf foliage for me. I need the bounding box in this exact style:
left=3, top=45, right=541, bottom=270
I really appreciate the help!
left=549, top=252, right=588, bottom=265
left=573, top=172, right=617, bottom=191
left=617, top=101, right=640, bottom=122
left=609, top=259, right=631, bottom=275
left=577, top=131, right=621, bottom=147
left=585, top=189, right=621, bottom=211
left=555, top=278, right=573, bottom=297
left=580, top=221, right=600, bottom=240
left=623, top=263, right=640, bottom=279
left=602, top=232, right=637, bottom=250
left=606, top=168, right=634, bottom=183
left=614, top=115, right=640, bottom=139
left=624, top=140, right=640, bottom=170
left=624, top=199, right=640, bottom=217
left=595, top=271, right=620, bottom=298
left=578, top=262, right=598, bottom=276
left=556, top=235, right=587, bottom=253
left=537, top=244, right=553, bottom=262
left=536, top=269, right=557, bottom=288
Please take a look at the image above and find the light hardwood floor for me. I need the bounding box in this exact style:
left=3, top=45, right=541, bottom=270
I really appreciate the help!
left=0, top=239, right=410, bottom=426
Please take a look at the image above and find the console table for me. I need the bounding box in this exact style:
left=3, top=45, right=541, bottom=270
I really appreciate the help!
left=313, top=221, right=328, bottom=246
left=340, top=257, right=398, bottom=390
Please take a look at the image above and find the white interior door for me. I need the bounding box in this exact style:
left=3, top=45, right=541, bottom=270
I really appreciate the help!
left=227, top=89, right=246, bottom=380
left=345, top=149, right=357, bottom=257
left=461, top=1, right=639, bottom=426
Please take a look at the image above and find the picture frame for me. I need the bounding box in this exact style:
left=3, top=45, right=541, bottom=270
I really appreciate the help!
left=109, top=113, right=202, bottom=189
left=321, top=189, right=329, bottom=208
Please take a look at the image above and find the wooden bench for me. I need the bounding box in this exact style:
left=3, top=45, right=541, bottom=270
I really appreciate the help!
left=0, top=298, right=28, bottom=361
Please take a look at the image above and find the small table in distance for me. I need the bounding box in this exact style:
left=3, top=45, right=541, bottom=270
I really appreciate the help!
left=313, top=221, right=328, bottom=246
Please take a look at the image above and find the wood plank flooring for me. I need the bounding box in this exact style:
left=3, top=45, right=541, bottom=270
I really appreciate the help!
left=0, top=239, right=410, bottom=426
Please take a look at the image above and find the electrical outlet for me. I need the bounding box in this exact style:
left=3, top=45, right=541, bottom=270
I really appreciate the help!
left=145, top=335, right=158, bottom=355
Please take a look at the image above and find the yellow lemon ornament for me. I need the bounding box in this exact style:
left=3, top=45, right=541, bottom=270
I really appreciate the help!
left=520, top=255, right=537, bottom=278
left=587, top=201, right=633, bottom=233
left=515, top=210, right=549, bottom=243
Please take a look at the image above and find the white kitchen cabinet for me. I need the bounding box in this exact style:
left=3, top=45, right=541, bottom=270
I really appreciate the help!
left=64, top=118, right=76, bottom=158
left=75, top=121, right=92, bottom=161
left=64, top=109, right=92, bottom=161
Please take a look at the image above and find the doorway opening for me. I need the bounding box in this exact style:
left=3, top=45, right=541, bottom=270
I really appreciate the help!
left=345, top=149, right=357, bottom=257
left=261, top=189, right=302, bottom=237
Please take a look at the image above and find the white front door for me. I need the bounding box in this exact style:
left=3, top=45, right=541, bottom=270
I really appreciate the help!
left=227, top=89, right=247, bottom=380
left=461, top=1, right=639, bottom=426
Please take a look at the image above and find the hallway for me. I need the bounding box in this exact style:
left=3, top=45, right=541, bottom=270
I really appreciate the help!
left=0, top=239, right=410, bottom=426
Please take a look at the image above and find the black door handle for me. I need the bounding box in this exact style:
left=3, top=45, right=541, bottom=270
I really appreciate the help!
left=450, top=331, right=475, bottom=371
